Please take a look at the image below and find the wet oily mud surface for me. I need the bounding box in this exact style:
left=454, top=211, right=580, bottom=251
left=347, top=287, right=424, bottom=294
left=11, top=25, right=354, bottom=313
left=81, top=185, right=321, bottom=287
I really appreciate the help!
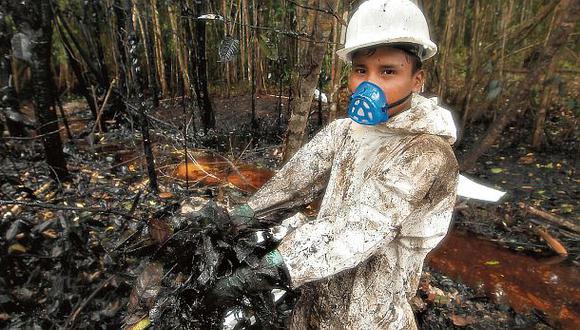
left=427, top=231, right=580, bottom=329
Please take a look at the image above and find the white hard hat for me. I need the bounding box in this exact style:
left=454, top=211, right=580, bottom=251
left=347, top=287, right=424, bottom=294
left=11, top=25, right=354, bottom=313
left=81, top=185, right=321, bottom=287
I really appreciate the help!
left=337, top=0, right=437, bottom=62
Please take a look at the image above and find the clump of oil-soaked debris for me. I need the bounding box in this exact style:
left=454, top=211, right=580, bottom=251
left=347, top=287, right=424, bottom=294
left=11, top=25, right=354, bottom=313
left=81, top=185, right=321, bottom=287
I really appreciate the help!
left=122, top=201, right=297, bottom=329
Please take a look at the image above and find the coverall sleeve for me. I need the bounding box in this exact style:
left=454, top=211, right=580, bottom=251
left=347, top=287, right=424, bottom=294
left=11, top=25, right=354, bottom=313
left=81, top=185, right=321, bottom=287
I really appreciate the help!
left=277, top=137, right=455, bottom=288
left=247, top=120, right=347, bottom=218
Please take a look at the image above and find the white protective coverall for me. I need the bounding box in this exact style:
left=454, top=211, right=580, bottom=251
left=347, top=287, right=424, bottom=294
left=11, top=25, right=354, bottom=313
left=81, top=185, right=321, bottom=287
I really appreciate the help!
left=248, top=94, right=459, bottom=329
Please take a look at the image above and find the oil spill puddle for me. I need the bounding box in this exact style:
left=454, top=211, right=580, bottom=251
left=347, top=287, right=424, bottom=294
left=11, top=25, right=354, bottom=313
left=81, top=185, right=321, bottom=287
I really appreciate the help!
left=172, top=153, right=274, bottom=193
left=427, top=231, right=579, bottom=329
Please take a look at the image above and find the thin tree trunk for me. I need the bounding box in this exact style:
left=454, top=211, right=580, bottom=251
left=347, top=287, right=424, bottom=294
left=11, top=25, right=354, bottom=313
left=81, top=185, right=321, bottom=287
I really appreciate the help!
left=91, top=0, right=110, bottom=87
left=133, top=4, right=151, bottom=93
left=149, top=0, right=167, bottom=96
left=276, top=0, right=288, bottom=130
left=242, top=0, right=251, bottom=82
left=459, top=0, right=480, bottom=132
left=238, top=0, right=246, bottom=81
left=250, top=0, right=258, bottom=127
left=328, top=8, right=346, bottom=122
left=193, top=0, right=215, bottom=130
left=221, top=0, right=231, bottom=96
left=532, top=10, right=559, bottom=149
left=283, top=0, right=338, bottom=161
left=114, top=0, right=129, bottom=95
left=56, top=8, right=105, bottom=89
left=127, top=0, right=158, bottom=194
left=436, top=0, right=456, bottom=100
left=168, top=3, right=191, bottom=95
left=13, top=0, right=69, bottom=181
left=251, top=0, right=264, bottom=93
left=531, top=80, right=554, bottom=149
left=55, top=16, right=99, bottom=118
left=0, top=16, right=26, bottom=137
left=143, top=2, right=160, bottom=107
left=250, top=35, right=258, bottom=129
left=461, top=0, right=577, bottom=170
left=487, top=0, right=514, bottom=122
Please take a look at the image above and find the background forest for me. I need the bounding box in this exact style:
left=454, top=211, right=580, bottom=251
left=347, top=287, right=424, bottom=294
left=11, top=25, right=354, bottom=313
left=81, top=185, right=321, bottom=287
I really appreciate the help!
left=0, top=0, right=578, bottom=329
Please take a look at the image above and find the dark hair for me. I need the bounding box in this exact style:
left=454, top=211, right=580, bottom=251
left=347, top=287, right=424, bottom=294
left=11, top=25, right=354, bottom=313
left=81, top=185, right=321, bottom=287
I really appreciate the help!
left=390, top=44, right=423, bottom=73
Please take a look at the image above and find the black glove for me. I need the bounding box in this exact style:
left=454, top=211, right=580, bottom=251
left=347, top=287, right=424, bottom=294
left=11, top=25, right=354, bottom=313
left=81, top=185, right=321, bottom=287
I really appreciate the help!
left=208, top=249, right=290, bottom=306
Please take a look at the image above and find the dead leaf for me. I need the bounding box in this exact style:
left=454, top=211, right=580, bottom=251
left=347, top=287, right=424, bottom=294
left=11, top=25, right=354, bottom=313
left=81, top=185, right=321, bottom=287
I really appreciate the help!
left=41, top=229, right=58, bottom=239
left=450, top=314, right=476, bottom=327
left=128, top=263, right=163, bottom=312
left=518, top=153, right=535, bottom=164
left=158, top=192, right=174, bottom=199
left=8, top=243, right=27, bottom=254
left=535, top=228, right=568, bottom=256
left=5, top=220, right=21, bottom=241
left=148, top=219, right=172, bottom=244
left=0, top=313, right=10, bottom=321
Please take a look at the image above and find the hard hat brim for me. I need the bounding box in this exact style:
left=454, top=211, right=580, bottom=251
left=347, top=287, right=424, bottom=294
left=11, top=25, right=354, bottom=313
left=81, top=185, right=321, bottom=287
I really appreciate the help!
left=337, top=38, right=437, bottom=63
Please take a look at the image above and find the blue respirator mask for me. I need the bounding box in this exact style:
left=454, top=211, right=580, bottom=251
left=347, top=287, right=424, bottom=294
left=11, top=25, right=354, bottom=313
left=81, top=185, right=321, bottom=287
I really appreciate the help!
left=347, top=81, right=412, bottom=125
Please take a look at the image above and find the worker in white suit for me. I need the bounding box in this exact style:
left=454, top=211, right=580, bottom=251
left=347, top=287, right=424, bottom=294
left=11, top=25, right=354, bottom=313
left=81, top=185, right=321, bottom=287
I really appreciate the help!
left=212, top=1, right=458, bottom=328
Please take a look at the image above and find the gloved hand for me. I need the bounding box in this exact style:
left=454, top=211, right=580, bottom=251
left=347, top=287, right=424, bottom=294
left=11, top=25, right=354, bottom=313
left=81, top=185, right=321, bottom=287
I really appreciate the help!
left=229, top=203, right=258, bottom=235
left=208, top=249, right=290, bottom=306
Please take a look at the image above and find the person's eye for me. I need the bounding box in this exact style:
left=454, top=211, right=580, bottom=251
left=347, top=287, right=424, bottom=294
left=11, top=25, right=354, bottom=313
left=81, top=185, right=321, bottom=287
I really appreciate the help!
left=382, top=69, right=396, bottom=75
left=354, top=68, right=366, bottom=74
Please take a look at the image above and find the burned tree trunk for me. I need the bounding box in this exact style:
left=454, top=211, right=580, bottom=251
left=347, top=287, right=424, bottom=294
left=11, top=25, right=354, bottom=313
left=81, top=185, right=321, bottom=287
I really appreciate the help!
left=282, top=0, right=337, bottom=161
left=149, top=0, right=167, bottom=97
left=114, top=0, right=129, bottom=96
left=143, top=3, right=160, bottom=107
left=192, top=0, right=215, bottom=130
left=127, top=0, right=158, bottom=195
left=5, top=0, right=68, bottom=181
left=0, top=15, right=25, bottom=137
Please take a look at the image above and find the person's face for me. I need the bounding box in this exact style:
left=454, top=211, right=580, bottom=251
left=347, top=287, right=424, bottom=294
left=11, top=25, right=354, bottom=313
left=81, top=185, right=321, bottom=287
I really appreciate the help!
left=348, top=46, right=425, bottom=116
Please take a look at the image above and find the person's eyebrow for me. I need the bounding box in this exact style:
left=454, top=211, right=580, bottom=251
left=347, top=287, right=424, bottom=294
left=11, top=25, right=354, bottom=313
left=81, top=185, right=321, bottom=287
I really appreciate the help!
left=379, top=64, right=399, bottom=69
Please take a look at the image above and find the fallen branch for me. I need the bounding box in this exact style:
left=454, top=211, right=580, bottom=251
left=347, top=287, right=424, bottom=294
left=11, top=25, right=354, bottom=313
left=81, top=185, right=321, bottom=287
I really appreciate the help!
left=91, top=78, right=117, bottom=135
left=66, top=275, right=116, bottom=329
left=518, top=202, right=580, bottom=234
